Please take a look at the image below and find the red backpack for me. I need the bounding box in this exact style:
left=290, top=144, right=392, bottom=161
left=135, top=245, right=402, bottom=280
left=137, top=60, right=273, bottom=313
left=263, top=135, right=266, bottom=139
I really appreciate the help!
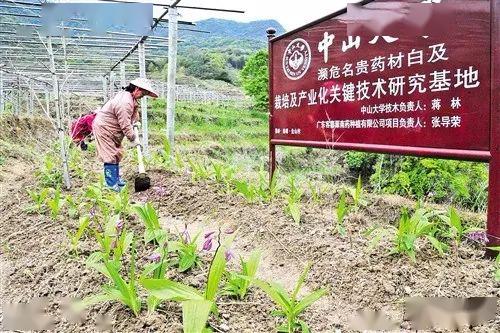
left=70, top=112, right=97, bottom=145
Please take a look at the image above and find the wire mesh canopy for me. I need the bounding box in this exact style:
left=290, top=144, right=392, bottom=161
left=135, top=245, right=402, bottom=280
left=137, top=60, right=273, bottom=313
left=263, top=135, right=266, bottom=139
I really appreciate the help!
left=0, top=0, right=244, bottom=190
left=0, top=0, right=191, bottom=96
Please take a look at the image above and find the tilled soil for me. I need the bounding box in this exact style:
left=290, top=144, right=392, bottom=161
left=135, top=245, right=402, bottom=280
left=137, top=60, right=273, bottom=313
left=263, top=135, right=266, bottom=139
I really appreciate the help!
left=0, top=156, right=499, bottom=332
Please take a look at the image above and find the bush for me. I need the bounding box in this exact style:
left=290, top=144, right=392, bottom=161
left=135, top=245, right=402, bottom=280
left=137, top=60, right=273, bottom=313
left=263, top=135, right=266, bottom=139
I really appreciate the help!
left=344, top=152, right=377, bottom=176
left=370, top=156, right=488, bottom=212
left=240, top=50, right=268, bottom=111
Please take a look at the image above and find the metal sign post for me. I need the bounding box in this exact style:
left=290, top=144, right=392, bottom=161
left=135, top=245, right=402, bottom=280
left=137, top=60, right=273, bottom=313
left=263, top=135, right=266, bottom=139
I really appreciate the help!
left=488, top=0, right=500, bottom=249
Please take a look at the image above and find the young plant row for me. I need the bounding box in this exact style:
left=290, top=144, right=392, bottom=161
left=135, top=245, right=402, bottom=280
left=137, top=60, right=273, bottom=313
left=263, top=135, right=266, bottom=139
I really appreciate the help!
left=153, top=146, right=492, bottom=271
left=29, top=167, right=327, bottom=332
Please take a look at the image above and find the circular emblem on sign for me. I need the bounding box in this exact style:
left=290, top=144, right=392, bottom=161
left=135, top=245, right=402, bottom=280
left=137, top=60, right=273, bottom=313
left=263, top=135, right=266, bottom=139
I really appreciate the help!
left=282, top=38, right=311, bottom=80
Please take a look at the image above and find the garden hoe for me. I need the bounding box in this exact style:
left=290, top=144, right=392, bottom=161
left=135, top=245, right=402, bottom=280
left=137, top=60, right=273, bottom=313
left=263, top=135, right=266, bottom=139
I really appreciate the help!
left=133, top=125, right=151, bottom=192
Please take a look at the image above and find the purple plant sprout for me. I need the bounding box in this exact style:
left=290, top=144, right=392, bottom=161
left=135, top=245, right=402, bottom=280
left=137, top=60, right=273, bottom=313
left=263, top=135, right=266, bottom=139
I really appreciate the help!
left=225, top=249, right=235, bottom=262
left=202, top=237, right=213, bottom=251
left=466, top=230, right=489, bottom=245
left=224, top=226, right=235, bottom=235
left=115, top=219, right=124, bottom=233
left=146, top=253, right=161, bottom=263
left=202, top=230, right=217, bottom=251
left=181, top=225, right=191, bottom=244
left=89, top=206, right=96, bottom=218
left=204, top=231, right=215, bottom=239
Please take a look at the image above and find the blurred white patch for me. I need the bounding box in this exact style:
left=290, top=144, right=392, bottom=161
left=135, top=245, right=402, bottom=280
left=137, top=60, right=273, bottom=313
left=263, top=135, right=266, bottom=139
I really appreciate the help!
left=406, top=297, right=497, bottom=330
left=60, top=296, right=87, bottom=324
left=3, top=297, right=55, bottom=330
left=348, top=308, right=399, bottom=331
left=95, top=313, right=113, bottom=331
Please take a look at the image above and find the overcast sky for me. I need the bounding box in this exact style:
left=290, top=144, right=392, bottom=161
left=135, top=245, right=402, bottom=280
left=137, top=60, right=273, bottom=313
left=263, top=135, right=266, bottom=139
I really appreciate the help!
left=156, top=1, right=361, bottom=32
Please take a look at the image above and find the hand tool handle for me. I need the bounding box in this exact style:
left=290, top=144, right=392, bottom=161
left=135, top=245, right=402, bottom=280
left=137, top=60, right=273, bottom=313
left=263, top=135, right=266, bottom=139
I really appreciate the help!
left=133, top=125, right=146, bottom=174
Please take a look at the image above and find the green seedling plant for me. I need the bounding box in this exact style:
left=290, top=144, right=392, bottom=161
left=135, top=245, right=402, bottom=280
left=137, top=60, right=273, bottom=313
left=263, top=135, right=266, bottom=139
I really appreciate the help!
left=256, top=169, right=279, bottom=202
left=67, top=216, right=90, bottom=255
left=35, top=153, right=63, bottom=187
left=109, top=187, right=132, bottom=217
left=85, top=182, right=112, bottom=217
left=307, top=181, right=324, bottom=205
left=68, top=146, right=87, bottom=179
left=440, top=207, right=483, bottom=246
left=336, top=190, right=348, bottom=236
left=46, top=187, right=65, bottom=221
left=154, top=136, right=173, bottom=169
left=211, top=162, right=237, bottom=194
left=211, top=161, right=224, bottom=183
left=141, top=238, right=170, bottom=313
left=486, top=247, right=500, bottom=281
left=251, top=262, right=327, bottom=333
left=221, top=165, right=237, bottom=193
left=27, top=187, right=50, bottom=213
left=222, top=250, right=261, bottom=300
left=134, top=202, right=166, bottom=244
left=141, top=233, right=235, bottom=333
left=81, top=237, right=141, bottom=316
left=170, top=228, right=201, bottom=272
left=174, top=152, right=185, bottom=171
left=65, top=194, right=80, bottom=219
left=369, top=207, right=448, bottom=262
left=89, top=214, right=133, bottom=263
left=188, top=159, right=211, bottom=181
left=233, top=179, right=258, bottom=203
left=285, top=176, right=303, bottom=224
left=347, top=175, right=368, bottom=209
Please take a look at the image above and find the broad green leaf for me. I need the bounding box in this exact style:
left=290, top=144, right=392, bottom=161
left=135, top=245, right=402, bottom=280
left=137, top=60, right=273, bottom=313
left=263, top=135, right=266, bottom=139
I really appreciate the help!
left=292, top=262, right=312, bottom=301
left=336, top=191, right=347, bottom=223
left=299, top=320, right=311, bottom=333
left=123, top=231, right=134, bottom=255
left=289, top=202, right=301, bottom=224
left=179, top=253, right=197, bottom=272
left=241, top=250, right=261, bottom=293
left=141, top=262, right=162, bottom=278
left=354, top=175, right=362, bottom=207
left=86, top=252, right=111, bottom=279
left=104, top=259, right=133, bottom=306
left=293, top=289, right=327, bottom=316
left=449, top=207, right=462, bottom=233
left=75, top=216, right=90, bottom=240
left=252, top=279, right=291, bottom=311
left=205, top=234, right=235, bottom=301
left=141, top=278, right=203, bottom=301
left=426, top=235, right=447, bottom=256
left=182, top=300, right=213, bottom=333
left=78, top=291, right=119, bottom=310
left=147, top=295, right=162, bottom=313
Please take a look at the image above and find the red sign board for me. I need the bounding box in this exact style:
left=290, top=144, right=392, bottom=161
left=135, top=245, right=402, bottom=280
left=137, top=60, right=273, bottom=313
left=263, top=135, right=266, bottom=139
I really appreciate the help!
left=268, top=0, right=499, bottom=247
left=270, top=0, right=491, bottom=159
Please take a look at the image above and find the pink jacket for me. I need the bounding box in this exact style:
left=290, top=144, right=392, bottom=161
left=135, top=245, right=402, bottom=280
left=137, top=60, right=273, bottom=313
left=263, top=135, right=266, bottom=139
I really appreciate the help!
left=93, top=91, right=139, bottom=164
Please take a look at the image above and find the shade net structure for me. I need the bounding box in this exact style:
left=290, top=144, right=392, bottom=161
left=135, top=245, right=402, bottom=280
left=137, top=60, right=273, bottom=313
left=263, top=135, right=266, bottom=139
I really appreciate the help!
left=0, top=0, right=243, bottom=189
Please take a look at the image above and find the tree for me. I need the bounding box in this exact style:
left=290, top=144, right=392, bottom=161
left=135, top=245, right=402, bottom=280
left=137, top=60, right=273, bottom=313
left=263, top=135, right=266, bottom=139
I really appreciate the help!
left=240, top=50, right=268, bottom=111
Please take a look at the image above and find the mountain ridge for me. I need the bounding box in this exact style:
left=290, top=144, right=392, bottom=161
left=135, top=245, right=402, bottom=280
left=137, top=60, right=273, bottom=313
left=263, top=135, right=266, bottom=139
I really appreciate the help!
left=177, top=18, right=286, bottom=51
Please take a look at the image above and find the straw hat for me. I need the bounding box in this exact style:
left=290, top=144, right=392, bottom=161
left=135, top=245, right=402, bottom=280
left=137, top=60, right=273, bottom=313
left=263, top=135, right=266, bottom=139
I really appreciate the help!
left=130, top=78, right=159, bottom=98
